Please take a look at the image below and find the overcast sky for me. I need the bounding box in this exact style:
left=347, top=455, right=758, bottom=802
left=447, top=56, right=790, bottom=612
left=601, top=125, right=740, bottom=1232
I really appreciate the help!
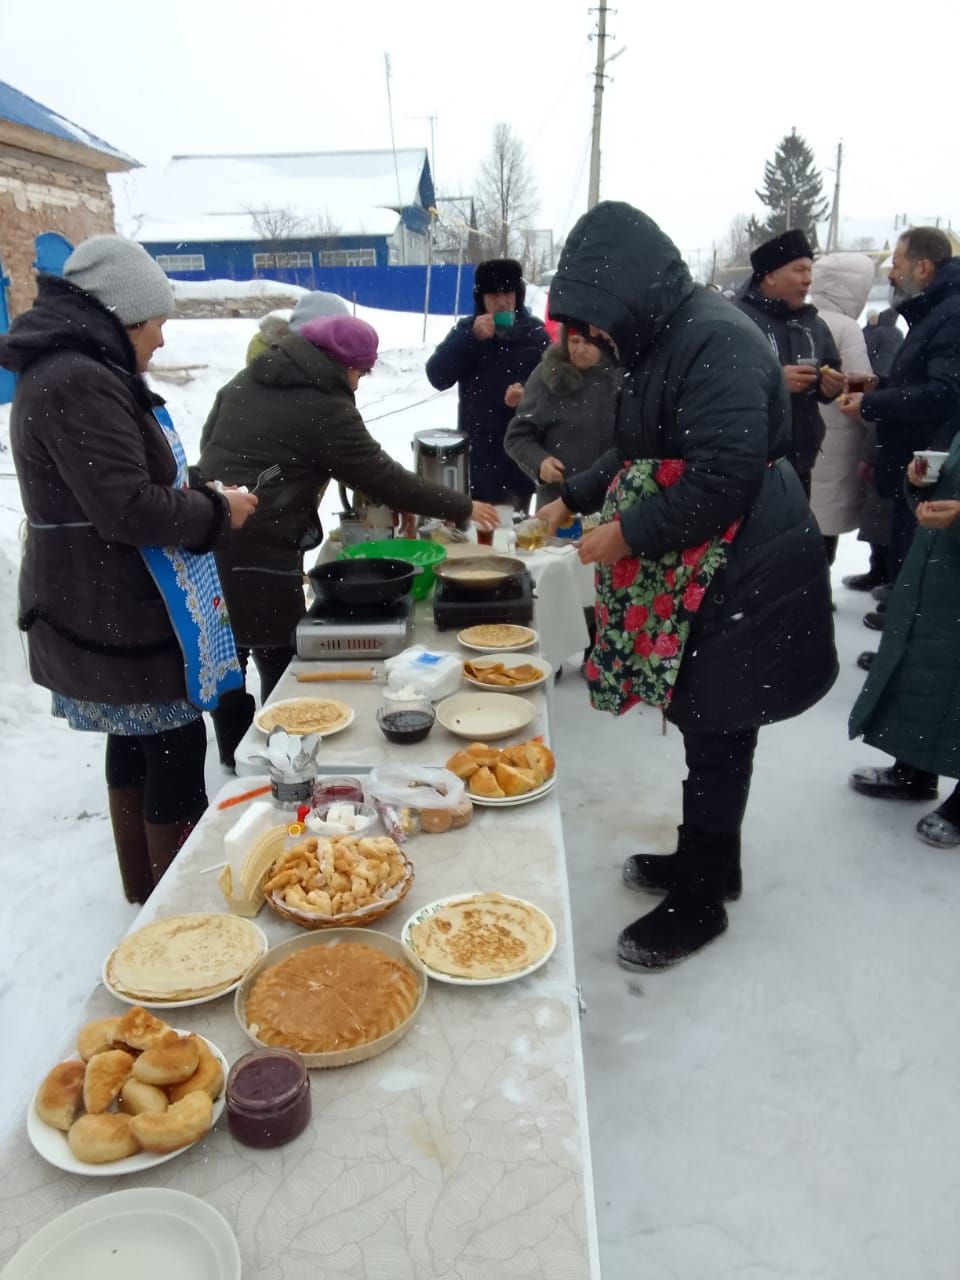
left=2, top=0, right=955, bottom=265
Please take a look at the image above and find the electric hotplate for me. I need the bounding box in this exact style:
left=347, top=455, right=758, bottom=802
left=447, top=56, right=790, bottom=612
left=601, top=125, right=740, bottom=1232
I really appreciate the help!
left=432, top=571, right=535, bottom=631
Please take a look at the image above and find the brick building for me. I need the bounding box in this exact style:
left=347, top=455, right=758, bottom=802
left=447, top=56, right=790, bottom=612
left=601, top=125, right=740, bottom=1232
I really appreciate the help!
left=0, top=79, right=137, bottom=328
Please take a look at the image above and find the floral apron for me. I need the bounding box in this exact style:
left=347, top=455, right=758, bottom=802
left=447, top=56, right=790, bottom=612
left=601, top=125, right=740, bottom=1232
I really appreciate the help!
left=585, top=459, right=740, bottom=715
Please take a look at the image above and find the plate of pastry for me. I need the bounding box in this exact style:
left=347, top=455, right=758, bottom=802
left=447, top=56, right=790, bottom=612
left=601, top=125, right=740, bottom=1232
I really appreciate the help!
left=457, top=624, right=537, bottom=652
left=462, top=653, right=552, bottom=690
left=401, top=892, right=557, bottom=986
left=235, top=928, right=428, bottom=1068
left=444, top=736, right=557, bottom=805
left=102, top=913, right=268, bottom=1009
left=28, top=1007, right=227, bottom=1176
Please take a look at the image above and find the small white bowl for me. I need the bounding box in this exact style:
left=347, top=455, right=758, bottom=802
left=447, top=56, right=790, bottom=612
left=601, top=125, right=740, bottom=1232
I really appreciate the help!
left=304, top=802, right=379, bottom=837
left=435, top=692, right=538, bottom=741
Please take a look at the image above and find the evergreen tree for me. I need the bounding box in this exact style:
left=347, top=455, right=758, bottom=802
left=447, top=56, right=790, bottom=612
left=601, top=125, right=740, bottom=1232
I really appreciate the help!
left=747, top=128, right=828, bottom=250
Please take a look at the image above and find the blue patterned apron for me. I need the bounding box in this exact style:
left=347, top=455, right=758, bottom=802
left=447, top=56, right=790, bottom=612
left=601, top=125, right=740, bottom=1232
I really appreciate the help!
left=139, top=407, right=242, bottom=711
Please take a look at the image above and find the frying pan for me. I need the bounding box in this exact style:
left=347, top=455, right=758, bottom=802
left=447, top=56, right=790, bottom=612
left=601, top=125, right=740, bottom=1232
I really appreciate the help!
left=307, top=558, right=416, bottom=606
left=432, top=554, right=527, bottom=593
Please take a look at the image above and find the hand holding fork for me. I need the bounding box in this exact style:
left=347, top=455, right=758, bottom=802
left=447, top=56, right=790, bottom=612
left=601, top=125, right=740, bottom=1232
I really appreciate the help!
left=210, top=465, right=281, bottom=529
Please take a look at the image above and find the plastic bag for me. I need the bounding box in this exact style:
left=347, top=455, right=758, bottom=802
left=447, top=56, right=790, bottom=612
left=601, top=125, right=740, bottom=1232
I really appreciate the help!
left=366, top=765, right=464, bottom=811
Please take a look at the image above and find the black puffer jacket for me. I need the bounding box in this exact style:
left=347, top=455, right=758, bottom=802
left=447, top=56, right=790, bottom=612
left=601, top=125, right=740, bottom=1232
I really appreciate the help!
left=0, top=275, right=227, bottom=704
left=860, top=258, right=960, bottom=497
left=863, top=309, right=904, bottom=383
left=198, top=333, right=473, bottom=647
left=736, top=286, right=842, bottom=477
left=549, top=202, right=837, bottom=733
left=425, top=307, right=550, bottom=503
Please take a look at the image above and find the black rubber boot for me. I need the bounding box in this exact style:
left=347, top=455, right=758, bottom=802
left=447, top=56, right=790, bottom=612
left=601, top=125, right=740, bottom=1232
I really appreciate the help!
left=622, top=825, right=742, bottom=901
left=144, top=813, right=202, bottom=889
left=108, top=785, right=153, bottom=905
left=617, top=827, right=737, bottom=970
left=849, top=761, right=939, bottom=801
left=211, top=687, right=257, bottom=771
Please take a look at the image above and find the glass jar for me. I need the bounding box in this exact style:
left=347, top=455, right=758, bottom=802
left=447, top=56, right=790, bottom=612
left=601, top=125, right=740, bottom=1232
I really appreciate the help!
left=515, top=517, right=548, bottom=551
left=226, top=1047, right=311, bottom=1149
left=376, top=687, right=435, bottom=744
left=312, top=775, right=365, bottom=807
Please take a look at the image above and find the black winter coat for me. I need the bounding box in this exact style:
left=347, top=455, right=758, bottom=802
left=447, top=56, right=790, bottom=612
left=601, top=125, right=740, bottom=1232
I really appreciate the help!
left=549, top=202, right=837, bottom=734
left=0, top=276, right=228, bottom=704
left=863, top=311, right=904, bottom=382
left=198, top=333, right=473, bottom=647
left=860, top=259, right=960, bottom=497
left=735, top=287, right=842, bottom=477
left=425, top=308, right=550, bottom=503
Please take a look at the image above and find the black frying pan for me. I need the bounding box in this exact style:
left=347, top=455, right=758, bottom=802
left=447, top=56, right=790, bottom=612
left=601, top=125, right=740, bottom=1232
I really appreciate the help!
left=432, top=555, right=527, bottom=593
left=307, top=558, right=416, bottom=606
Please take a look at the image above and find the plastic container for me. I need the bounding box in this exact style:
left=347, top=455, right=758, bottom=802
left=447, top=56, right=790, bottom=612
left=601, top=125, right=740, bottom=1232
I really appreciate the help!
left=384, top=646, right=463, bottom=701
left=225, top=1047, right=311, bottom=1148
left=339, top=538, right=446, bottom=600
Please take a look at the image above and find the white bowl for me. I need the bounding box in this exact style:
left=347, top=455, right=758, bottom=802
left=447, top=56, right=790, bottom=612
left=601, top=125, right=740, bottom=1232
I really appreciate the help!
left=304, top=802, right=379, bottom=837
left=435, top=692, right=538, bottom=741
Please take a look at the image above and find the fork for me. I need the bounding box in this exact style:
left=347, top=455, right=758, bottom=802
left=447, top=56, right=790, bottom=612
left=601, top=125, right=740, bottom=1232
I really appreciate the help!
left=248, top=464, right=281, bottom=494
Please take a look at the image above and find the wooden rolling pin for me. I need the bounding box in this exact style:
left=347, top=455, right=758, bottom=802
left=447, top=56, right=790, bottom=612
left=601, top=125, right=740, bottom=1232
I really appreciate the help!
left=296, top=668, right=377, bottom=682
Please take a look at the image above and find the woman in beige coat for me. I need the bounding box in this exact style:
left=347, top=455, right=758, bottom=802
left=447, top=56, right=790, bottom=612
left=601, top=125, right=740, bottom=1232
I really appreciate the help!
left=809, top=253, right=878, bottom=561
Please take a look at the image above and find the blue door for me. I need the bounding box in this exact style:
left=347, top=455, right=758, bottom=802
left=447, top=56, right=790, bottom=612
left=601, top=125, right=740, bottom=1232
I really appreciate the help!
left=0, top=255, right=13, bottom=405
left=33, top=232, right=73, bottom=276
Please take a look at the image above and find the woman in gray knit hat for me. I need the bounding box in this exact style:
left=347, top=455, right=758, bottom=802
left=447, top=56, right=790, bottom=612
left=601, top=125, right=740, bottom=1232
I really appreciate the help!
left=0, top=236, right=258, bottom=903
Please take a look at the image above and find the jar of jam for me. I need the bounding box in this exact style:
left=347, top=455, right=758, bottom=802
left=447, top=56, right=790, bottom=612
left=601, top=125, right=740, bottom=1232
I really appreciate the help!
left=225, top=1048, right=311, bottom=1148
left=312, top=775, right=365, bottom=807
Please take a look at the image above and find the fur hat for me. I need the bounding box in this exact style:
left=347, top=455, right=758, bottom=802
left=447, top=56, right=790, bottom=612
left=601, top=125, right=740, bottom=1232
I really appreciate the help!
left=750, top=230, right=814, bottom=281
left=299, top=315, right=379, bottom=371
left=63, top=235, right=174, bottom=326
left=473, top=258, right=525, bottom=312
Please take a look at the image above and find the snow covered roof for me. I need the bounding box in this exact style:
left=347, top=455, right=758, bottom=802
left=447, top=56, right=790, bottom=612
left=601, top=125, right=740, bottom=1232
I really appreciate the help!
left=133, top=149, right=431, bottom=243
left=0, top=79, right=138, bottom=171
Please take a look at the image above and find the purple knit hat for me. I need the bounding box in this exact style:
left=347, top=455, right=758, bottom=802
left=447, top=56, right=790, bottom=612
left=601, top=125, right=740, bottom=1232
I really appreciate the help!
left=299, top=315, right=379, bottom=371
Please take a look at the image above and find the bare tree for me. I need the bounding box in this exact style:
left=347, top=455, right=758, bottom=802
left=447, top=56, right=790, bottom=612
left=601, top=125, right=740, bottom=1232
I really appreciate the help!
left=724, top=212, right=753, bottom=266
left=849, top=235, right=877, bottom=252
left=475, top=124, right=539, bottom=265
left=244, top=204, right=304, bottom=240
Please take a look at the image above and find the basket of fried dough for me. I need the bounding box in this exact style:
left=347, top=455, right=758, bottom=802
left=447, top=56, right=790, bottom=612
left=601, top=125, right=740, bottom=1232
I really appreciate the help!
left=263, top=833, right=414, bottom=929
left=446, top=736, right=556, bottom=799
left=33, top=1006, right=223, bottom=1166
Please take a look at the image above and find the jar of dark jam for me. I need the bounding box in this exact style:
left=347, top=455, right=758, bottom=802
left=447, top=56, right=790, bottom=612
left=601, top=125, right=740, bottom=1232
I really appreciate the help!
left=225, top=1048, right=311, bottom=1148
left=312, top=775, right=365, bottom=806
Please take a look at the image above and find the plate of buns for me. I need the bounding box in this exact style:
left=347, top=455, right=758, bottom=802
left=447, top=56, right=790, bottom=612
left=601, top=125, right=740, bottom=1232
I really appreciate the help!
left=28, top=1006, right=226, bottom=1176
left=445, top=737, right=557, bottom=805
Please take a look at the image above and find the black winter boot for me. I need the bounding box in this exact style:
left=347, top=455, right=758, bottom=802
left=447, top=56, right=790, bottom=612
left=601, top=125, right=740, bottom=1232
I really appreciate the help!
left=617, top=827, right=737, bottom=970
left=211, top=687, right=257, bottom=771
left=622, top=824, right=742, bottom=900
left=108, top=785, right=153, bottom=905
left=849, top=761, right=939, bottom=801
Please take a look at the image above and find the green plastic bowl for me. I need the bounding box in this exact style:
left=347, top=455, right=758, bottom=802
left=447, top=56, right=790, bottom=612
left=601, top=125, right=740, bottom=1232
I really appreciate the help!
left=339, top=538, right=447, bottom=600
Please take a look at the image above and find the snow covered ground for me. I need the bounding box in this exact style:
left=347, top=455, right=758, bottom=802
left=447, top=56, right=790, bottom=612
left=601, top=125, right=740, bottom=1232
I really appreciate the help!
left=2, top=304, right=958, bottom=1277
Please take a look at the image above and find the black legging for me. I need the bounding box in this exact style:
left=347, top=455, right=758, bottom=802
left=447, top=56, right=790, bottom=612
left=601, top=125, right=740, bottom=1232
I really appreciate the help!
left=105, top=720, right=208, bottom=824
left=682, top=726, right=759, bottom=835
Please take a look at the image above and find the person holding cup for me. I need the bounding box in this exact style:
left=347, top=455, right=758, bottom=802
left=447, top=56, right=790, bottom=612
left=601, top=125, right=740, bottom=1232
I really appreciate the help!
left=426, top=258, right=550, bottom=510
left=849, top=431, right=960, bottom=847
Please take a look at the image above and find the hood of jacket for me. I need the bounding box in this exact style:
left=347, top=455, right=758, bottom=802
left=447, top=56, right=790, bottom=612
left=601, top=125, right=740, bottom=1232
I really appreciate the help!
left=249, top=331, right=356, bottom=397
left=539, top=342, right=615, bottom=395
left=0, top=273, right=138, bottom=379
left=898, top=256, right=960, bottom=326
left=810, top=253, right=876, bottom=320
left=548, top=202, right=695, bottom=367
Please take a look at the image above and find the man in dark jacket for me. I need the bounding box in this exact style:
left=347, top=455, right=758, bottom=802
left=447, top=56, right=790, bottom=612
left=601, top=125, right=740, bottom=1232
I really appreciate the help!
left=426, top=258, right=550, bottom=507
left=538, top=202, right=837, bottom=970
left=737, top=230, right=844, bottom=494
left=839, top=227, right=960, bottom=580
left=864, top=308, right=904, bottom=385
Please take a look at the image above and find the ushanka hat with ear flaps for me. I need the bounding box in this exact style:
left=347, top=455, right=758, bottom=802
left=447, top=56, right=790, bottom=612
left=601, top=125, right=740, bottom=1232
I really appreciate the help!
left=750, top=229, right=815, bottom=281
left=62, top=236, right=175, bottom=326
left=472, top=258, right=526, bottom=312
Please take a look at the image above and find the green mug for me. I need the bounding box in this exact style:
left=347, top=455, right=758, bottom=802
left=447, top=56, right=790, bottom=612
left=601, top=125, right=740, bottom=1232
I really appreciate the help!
left=493, top=310, right=515, bottom=332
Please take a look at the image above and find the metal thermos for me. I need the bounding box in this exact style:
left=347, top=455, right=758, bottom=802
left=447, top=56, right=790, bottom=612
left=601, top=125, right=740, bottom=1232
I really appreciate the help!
left=411, top=429, right=470, bottom=496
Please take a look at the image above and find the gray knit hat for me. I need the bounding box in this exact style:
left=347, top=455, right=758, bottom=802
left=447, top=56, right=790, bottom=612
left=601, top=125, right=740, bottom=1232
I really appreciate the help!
left=63, top=235, right=175, bottom=326
left=289, top=290, right=350, bottom=331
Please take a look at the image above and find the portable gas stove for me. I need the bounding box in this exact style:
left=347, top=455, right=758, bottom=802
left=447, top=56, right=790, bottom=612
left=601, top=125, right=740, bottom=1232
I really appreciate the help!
left=432, top=570, right=535, bottom=631
left=295, top=596, right=415, bottom=660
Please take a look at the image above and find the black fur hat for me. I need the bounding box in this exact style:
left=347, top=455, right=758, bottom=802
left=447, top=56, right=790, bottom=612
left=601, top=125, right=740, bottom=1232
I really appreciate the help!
left=473, top=258, right=525, bottom=312
left=750, top=230, right=814, bottom=280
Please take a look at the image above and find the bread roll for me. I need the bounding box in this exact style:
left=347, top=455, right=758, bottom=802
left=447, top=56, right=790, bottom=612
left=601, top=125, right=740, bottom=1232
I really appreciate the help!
left=469, top=766, right=504, bottom=798
left=129, top=1090, right=213, bottom=1153
left=466, top=742, right=500, bottom=765
left=449, top=796, right=474, bottom=828
left=445, top=750, right=479, bottom=780
left=132, top=1033, right=200, bottom=1086
left=167, top=1039, right=224, bottom=1103
left=419, top=808, right=453, bottom=834
left=115, top=1006, right=171, bottom=1052
left=35, top=1060, right=86, bottom=1131
left=68, top=1112, right=140, bottom=1164
left=120, top=1078, right=169, bottom=1116
left=76, top=1016, right=122, bottom=1062
left=494, top=762, right=537, bottom=797
left=83, top=1048, right=135, bottom=1114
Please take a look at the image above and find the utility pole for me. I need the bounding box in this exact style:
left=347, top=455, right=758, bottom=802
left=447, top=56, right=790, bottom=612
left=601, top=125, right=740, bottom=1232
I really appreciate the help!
left=826, top=139, right=843, bottom=253
left=587, top=2, right=607, bottom=210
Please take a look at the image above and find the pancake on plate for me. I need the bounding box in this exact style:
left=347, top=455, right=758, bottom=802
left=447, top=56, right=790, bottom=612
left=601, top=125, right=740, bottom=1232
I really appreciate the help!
left=408, top=892, right=554, bottom=979
left=106, top=913, right=265, bottom=1002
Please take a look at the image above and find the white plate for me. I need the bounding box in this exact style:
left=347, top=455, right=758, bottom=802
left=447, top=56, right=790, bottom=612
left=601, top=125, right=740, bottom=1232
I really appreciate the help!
left=1, top=1188, right=239, bottom=1280
left=253, top=697, right=355, bottom=736
left=102, top=921, right=268, bottom=1009
left=462, top=652, right=552, bottom=691
left=467, top=772, right=557, bottom=807
left=26, top=1034, right=228, bottom=1178
left=401, top=894, right=557, bottom=986
left=435, top=692, right=538, bottom=741
left=457, top=625, right=538, bottom=653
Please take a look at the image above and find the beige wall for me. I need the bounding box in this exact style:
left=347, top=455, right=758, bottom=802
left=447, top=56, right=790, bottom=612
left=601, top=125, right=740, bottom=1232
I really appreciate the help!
left=0, top=144, right=117, bottom=317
